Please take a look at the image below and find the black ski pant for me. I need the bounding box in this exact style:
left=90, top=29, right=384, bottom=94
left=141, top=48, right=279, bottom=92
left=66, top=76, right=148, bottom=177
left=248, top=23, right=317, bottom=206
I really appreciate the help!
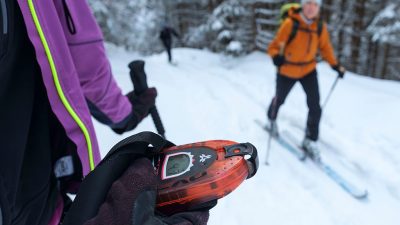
left=162, top=39, right=172, bottom=62
left=267, top=70, right=322, bottom=141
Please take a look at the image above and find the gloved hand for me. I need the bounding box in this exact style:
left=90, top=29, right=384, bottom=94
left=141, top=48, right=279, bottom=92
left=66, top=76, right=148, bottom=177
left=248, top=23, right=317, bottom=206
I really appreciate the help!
left=272, top=55, right=285, bottom=67
left=112, top=88, right=157, bottom=134
left=84, top=158, right=213, bottom=225
left=332, top=64, right=346, bottom=78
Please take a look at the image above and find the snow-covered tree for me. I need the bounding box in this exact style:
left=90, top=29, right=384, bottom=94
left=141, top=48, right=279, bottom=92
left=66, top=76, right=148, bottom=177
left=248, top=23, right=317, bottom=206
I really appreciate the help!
left=86, top=0, right=399, bottom=80
left=253, top=0, right=399, bottom=80
left=366, top=3, right=400, bottom=80
left=88, top=0, right=166, bottom=54
left=182, top=0, right=253, bottom=56
left=368, top=3, right=400, bottom=45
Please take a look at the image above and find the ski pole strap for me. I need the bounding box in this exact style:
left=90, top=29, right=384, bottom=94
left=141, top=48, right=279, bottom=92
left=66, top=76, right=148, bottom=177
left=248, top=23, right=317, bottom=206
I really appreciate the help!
left=62, top=132, right=175, bottom=225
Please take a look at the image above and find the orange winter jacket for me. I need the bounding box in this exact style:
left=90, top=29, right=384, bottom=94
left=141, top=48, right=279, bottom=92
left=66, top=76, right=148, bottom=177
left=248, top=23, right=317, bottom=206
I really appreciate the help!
left=268, top=9, right=338, bottom=79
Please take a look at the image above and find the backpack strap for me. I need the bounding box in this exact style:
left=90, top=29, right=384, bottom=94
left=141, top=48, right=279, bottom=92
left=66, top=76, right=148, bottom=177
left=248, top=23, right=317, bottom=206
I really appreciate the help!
left=62, top=132, right=175, bottom=225
left=103, top=131, right=174, bottom=162
left=287, top=18, right=299, bottom=46
left=287, top=18, right=324, bottom=46
left=317, top=19, right=324, bottom=36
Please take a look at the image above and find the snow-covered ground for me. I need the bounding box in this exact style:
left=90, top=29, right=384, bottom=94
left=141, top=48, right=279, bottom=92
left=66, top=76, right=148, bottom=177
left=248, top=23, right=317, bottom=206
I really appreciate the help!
left=94, top=45, right=400, bottom=225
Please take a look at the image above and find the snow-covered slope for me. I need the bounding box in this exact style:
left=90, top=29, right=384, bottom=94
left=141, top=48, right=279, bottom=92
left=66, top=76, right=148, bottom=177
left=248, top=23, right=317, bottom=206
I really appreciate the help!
left=94, top=45, right=400, bottom=225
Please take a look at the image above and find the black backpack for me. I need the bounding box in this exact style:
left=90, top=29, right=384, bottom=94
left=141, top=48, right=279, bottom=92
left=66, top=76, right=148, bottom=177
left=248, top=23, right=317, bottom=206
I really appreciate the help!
left=62, top=132, right=175, bottom=225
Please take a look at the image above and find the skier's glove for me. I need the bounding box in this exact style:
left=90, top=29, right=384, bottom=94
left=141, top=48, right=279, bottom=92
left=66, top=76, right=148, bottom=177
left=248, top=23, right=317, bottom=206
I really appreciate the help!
left=272, top=55, right=285, bottom=67
left=83, top=158, right=214, bottom=225
left=112, top=88, right=157, bottom=134
left=332, top=64, right=346, bottom=78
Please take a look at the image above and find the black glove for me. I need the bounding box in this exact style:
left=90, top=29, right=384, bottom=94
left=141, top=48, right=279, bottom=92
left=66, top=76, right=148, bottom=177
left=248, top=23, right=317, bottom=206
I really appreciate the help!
left=272, top=55, right=285, bottom=67
left=332, top=64, right=346, bottom=78
left=112, top=87, right=157, bottom=134
left=84, top=158, right=213, bottom=225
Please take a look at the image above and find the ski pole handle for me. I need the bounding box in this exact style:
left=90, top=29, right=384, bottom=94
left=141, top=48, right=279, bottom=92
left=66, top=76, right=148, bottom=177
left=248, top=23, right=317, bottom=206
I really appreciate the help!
left=129, top=60, right=148, bottom=94
left=128, top=60, right=166, bottom=138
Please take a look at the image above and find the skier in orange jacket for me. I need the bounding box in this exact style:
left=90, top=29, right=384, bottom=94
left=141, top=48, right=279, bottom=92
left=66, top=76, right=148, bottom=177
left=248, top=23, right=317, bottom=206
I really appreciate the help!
left=267, top=0, right=345, bottom=160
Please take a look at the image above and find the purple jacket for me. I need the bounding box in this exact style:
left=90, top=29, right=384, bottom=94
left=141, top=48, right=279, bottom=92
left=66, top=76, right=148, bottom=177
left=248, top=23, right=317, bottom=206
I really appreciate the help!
left=16, top=0, right=131, bottom=223
left=16, top=0, right=131, bottom=172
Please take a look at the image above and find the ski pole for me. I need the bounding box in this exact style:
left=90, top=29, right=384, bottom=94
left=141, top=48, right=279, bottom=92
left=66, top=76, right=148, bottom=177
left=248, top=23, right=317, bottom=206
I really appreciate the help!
left=265, top=134, right=272, bottom=165
left=128, top=60, right=166, bottom=138
left=265, top=43, right=285, bottom=165
left=265, top=97, right=279, bottom=166
left=322, top=74, right=341, bottom=110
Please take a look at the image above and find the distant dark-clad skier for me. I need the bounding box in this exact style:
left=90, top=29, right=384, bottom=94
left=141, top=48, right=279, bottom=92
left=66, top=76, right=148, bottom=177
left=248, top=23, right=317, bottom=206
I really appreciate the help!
left=159, top=25, right=180, bottom=63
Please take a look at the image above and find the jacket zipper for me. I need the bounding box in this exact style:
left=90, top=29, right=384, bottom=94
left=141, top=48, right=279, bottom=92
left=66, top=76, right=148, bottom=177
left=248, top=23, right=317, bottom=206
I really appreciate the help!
left=62, top=0, right=76, bottom=34
left=27, top=0, right=95, bottom=170
left=1, top=0, right=8, bottom=34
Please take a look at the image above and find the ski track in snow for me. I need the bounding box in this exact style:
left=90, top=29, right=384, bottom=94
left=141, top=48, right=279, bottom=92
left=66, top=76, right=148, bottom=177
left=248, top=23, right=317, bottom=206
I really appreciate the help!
left=93, top=45, right=400, bottom=225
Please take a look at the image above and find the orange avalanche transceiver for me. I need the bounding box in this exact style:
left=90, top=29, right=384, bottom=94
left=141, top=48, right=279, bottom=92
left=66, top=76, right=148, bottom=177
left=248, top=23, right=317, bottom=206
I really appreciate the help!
left=155, top=140, right=259, bottom=215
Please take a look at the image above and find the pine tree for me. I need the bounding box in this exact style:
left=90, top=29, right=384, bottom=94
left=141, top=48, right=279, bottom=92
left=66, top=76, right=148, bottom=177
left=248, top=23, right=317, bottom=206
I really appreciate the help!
left=88, top=0, right=166, bottom=54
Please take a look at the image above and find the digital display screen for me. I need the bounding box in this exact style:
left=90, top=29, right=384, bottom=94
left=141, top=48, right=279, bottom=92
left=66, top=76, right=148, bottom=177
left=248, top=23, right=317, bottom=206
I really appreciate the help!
left=166, top=154, right=190, bottom=177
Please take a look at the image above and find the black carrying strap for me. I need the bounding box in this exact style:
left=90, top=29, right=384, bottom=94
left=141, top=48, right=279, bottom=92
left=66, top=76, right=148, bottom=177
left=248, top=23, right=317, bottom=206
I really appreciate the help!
left=286, top=18, right=323, bottom=46
left=285, top=58, right=316, bottom=66
left=0, top=206, right=3, bottom=225
left=62, top=132, right=174, bottom=225
left=317, top=19, right=323, bottom=36
left=287, top=19, right=299, bottom=46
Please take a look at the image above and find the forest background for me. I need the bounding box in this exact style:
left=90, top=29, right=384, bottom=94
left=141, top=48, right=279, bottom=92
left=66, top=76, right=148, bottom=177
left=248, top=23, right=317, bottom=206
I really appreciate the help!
left=88, top=0, right=400, bottom=80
